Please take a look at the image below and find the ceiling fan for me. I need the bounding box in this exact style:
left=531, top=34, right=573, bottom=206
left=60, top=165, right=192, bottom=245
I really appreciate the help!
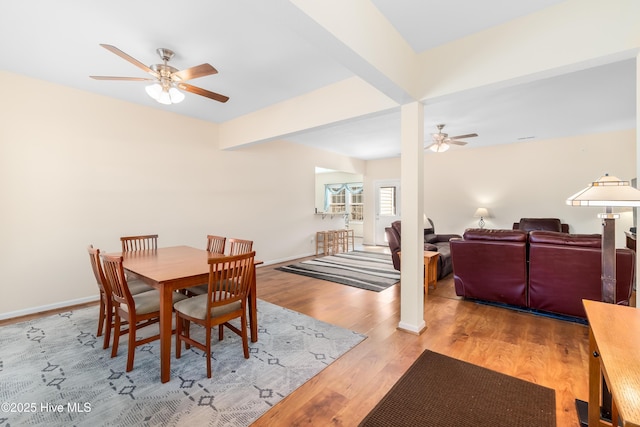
left=90, top=44, right=229, bottom=105
left=425, top=124, right=478, bottom=153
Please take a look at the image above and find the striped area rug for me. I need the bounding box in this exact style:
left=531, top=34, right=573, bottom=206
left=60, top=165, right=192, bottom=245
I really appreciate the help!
left=276, top=251, right=400, bottom=291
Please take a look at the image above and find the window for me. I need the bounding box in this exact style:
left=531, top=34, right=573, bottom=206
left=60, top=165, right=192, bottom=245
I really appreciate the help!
left=328, top=188, right=346, bottom=214
left=379, top=186, right=396, bottom=216
left=349, top=185, right=363, bottom=221
left=325, top=183, right=364, bottom=222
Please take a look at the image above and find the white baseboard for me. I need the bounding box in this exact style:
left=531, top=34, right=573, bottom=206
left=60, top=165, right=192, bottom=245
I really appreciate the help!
left=260, top=252, right=315, bottom=267
left=0, top=295, right=100, bottom=321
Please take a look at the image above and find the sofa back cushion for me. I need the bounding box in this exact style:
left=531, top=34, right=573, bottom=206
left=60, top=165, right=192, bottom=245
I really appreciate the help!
left=529, top=231, right=600, bottom=247
left=463, top=228, right=528, bottom=242
left=517, top=218, right=563, bottom=233
left=528, top=233, right=634, bottom=319
left=450, top=229, right=528, bottom=307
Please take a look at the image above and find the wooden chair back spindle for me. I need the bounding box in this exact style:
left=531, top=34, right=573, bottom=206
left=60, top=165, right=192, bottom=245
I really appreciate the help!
left=206, top=235, right=226, bottom=254
left=120, top=234, right=158, bottom=252
left=228, top=238, right=253, bottom=255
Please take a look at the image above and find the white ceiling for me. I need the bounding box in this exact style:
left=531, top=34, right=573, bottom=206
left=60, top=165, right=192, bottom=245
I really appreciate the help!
left=1, top=1, right=635, bottom=160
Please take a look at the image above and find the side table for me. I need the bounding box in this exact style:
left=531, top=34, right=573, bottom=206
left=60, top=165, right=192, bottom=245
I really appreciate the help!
left=423, top=251, right=439, bottom=291
left=398, top=251, right=439, bottom=293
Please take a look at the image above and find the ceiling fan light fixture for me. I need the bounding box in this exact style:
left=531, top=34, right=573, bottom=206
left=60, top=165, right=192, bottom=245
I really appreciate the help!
left=145, top=82, right=162, bottom=100
left=168, top=86, right=185, bottom=104
left=157, top=91, right=171, bottom=105
left=430, top=142, right=450, bottom=153
left=146, top=82, right=185, bottom=105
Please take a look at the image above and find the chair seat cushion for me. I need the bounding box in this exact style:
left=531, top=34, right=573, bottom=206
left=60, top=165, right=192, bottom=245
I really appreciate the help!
left=128, top=279, right=155, bottom=295
left=174, top=292, right=242, bottom=320
left=124, top=290, right=188, bottom=315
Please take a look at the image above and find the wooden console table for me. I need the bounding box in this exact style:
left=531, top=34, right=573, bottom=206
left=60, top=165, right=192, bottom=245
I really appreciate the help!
left=583, top=299, right=640, bottom=426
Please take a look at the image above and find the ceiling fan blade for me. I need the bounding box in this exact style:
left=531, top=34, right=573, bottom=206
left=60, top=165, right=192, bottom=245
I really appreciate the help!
left=178, top=83, right=229, bottom=103
left=99, top=44, right=159, bottom=78
left=90, top=76, right=154, bottom=81
left=424, top=142, right=437, bottom=150
left=172, top=63, right=218, bottom=82
left=450, top=133, right=478, bottom=139
left=449, top=140, right=468, bottom=146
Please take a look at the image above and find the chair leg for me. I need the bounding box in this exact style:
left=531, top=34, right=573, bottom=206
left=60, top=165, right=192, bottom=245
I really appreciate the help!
left=184, top=319, right=191, bottom=349
left=126, top=318, right=136, bottom=372
left=218, top=324, right=224, bottom=341
left=111, top=315, right=121, bottom=358
left=241, top=313, right=249, bottom=359
left=176, top=315, right=184, bottom=359
left=102, top=301, right=113, bottom=350
left=97, top=298, right=105, bottom=337
left=206, top=324, right=212, bottom=378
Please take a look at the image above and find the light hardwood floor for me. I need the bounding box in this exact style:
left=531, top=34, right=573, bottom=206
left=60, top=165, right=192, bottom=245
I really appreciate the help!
left=253, top=250, right=589, bottom=426
left=2, top=248, right=589, bottom=426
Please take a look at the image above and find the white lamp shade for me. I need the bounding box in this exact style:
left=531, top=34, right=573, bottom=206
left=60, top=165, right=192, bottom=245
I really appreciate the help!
left=566, top=174, right=640, bottom=207
left=474, top=208, right=489, bottom=218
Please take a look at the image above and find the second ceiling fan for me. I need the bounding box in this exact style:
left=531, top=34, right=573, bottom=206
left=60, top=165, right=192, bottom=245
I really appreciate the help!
left=425, top=124, right=478, bottom=153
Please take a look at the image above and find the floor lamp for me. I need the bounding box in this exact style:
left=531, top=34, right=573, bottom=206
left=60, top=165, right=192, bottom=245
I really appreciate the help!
left=566, top=174, right=640, bottom=426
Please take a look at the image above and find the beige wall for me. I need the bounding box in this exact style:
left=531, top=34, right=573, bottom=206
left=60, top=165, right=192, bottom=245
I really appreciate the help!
left=0, top=72, right=365, bottom=317
left=363, top=129, right=636, bottom=246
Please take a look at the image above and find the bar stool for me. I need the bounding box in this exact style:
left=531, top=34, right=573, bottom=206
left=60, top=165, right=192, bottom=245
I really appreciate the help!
left=344, top=229, right=355, bottom=252
left=316, top=231, right=331, bottom=255
left=333, top=230, right=347, bottom=254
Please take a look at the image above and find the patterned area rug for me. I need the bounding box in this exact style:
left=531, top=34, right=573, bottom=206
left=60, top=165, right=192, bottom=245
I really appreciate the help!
left=0, top=300, right=365, bottom=426
left=276, top=251, right=400, bottom=291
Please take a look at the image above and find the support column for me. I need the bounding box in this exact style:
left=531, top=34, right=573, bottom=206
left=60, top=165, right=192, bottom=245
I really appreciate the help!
left=398, top=101, right=426, bottom=334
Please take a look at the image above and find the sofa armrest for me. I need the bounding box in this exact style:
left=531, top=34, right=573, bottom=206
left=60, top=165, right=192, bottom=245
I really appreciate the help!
left=425, top=233, right=462, bottom=243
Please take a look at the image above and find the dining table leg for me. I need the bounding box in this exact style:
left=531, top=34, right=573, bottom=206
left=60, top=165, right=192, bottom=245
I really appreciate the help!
left=159, top=285, right=173, bottom=383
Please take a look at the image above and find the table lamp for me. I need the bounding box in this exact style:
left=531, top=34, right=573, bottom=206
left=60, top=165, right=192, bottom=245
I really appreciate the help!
left=566, top=174, right=640, bottom=303
left=473, top=208, right=489, bottom=229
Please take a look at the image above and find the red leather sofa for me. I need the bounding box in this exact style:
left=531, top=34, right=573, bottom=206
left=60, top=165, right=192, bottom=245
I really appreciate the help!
left=449, top=229, right=528, bottom=307
left=450, top=228, right=635, bottom=320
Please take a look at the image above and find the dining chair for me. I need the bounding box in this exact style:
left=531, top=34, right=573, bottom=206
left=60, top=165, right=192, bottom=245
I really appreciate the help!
left=101, top=254, right=187, bottom=372
left=187, top=235, right=228, bottom=296
left=228, top=238, right=253, bottom=255
left=87, top=245, right=155, bottom=349
left=173, top=251, right=256, bottom=378
left=206, top=235, right=226, bottom=254
left=120, top=234, right=158, bottom=252
left=87, top=245, right=114, bottom=350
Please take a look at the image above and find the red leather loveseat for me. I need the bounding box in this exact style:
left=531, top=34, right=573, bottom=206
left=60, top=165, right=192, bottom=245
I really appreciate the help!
left=450, top=228, right=635, bottom=320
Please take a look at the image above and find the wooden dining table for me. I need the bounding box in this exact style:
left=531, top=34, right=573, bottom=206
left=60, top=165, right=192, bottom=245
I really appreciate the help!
left=111, top=245, right=262, bottom=383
